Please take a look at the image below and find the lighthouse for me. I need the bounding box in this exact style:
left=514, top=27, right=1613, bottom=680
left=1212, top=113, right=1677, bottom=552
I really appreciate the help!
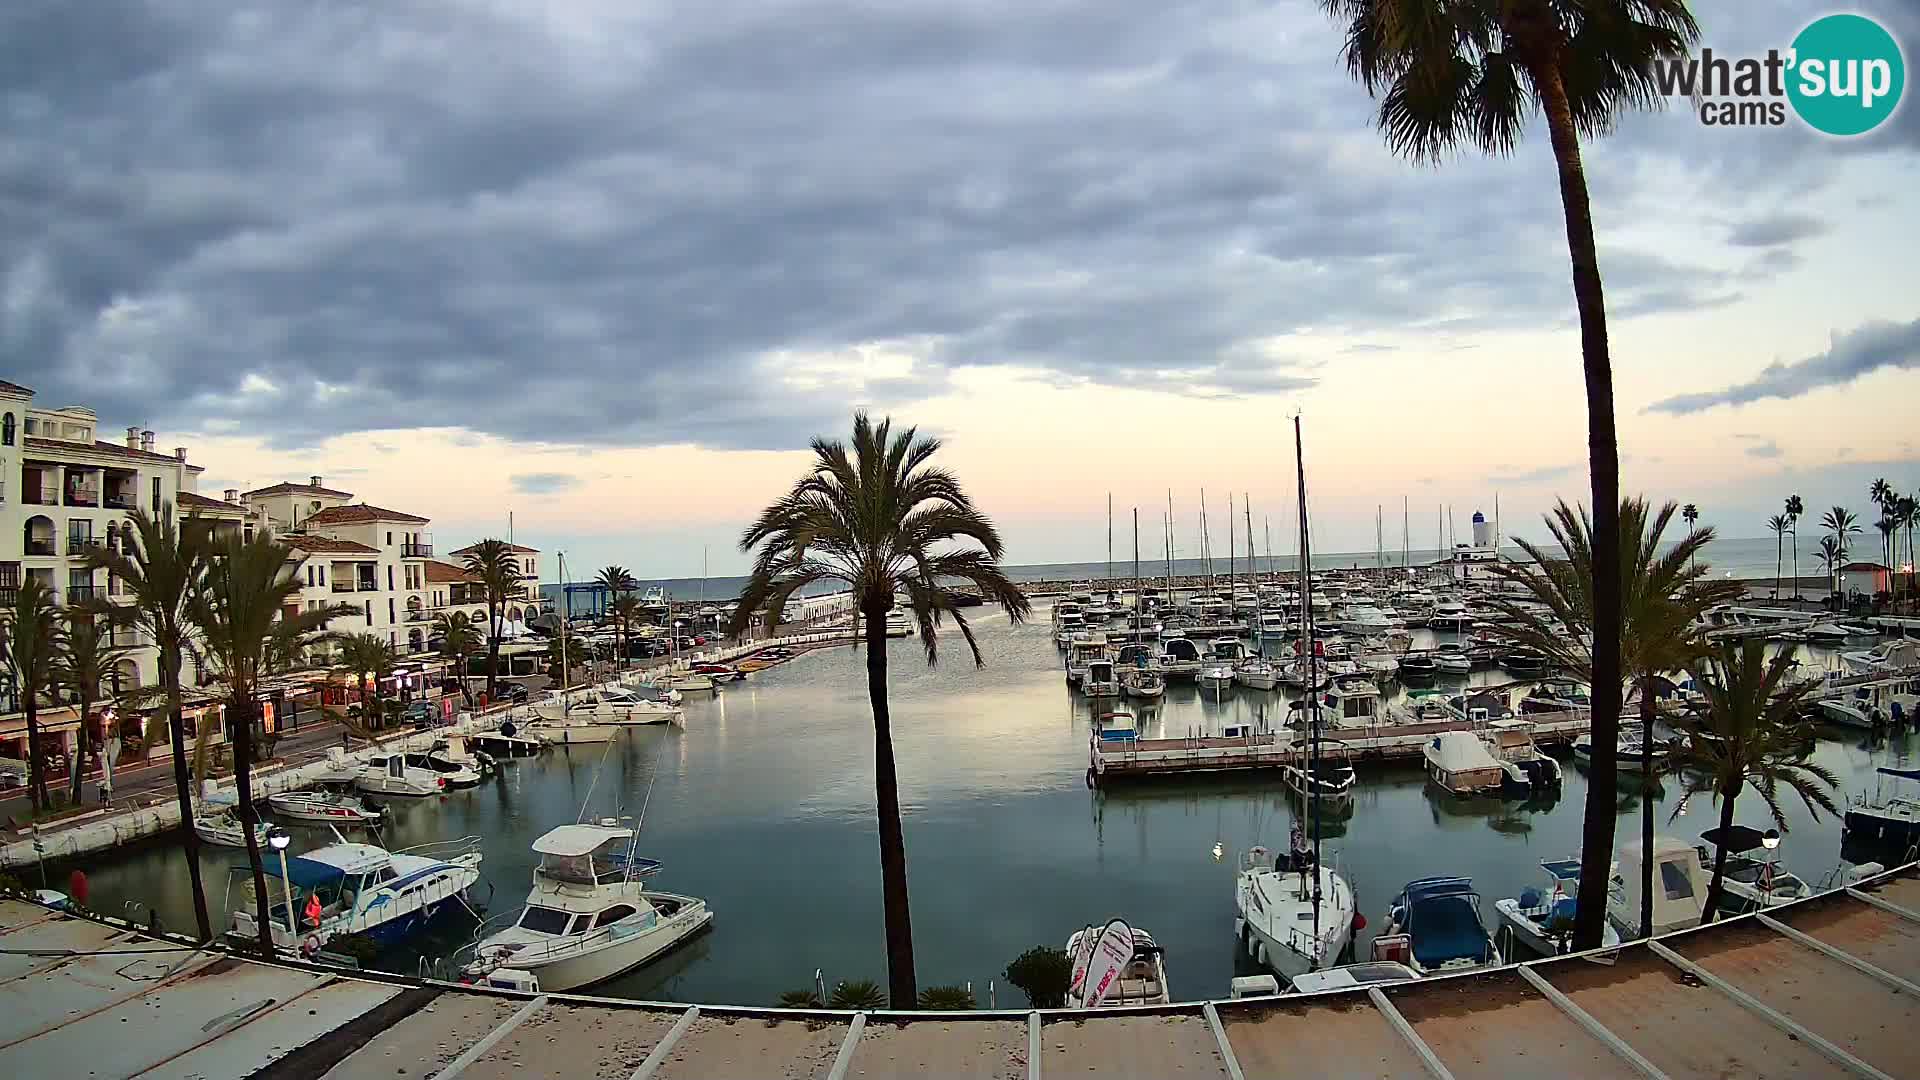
left=1471, top=510, right=1492, bottom=548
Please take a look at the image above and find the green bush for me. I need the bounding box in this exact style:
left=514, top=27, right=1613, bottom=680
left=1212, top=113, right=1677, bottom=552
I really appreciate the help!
left=917, top=984, right=975, bottom=1010
left=828, top=978, right=886, bottom=1009
left=1005, top=946, right=1072, bottom=1008
left=777, top=989, right=823, bottom=1009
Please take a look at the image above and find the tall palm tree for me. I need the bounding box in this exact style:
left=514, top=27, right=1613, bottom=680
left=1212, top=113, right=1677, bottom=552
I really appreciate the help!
left=1668, top=640, right=1838, bottom=920
left=1875, top=515, right=1899, bottom=599
left=189, top=530, right=352, bottom=955
left=52, top=610, right=133, bottom=806
left=609, top=594, right=644, bottom=671
left=1681, top=504, right=1698, bottom=569
left=1490, top=498, right=1743, bottom=943
left=0, top=577, right=61, bottom=811
left=337, top=633, right=396, bottom=733
left=81, top=506, right=215, bottom=940
left=1316, top=0, right=1698, bottom=950
left=731, top=413, right=1031, bottom=1006
left=1822, top=505, right=1859, bottom=556
left=461, top=540, right=522, bottom=702
left=1816, top=535, right=1845, bottom=600
left=1870, top=477, right=1893, bottom=514
left=1898, top=494, right=1919, bottom=608
left=1766, top=514, right=1790, bottom=600
left=1785, top=494, right=1804, bottom=602
left=433, top=611, right=480, bottom=707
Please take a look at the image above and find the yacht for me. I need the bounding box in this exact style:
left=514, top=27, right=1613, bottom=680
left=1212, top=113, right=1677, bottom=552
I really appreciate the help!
left=1198, top=661, right=1236, bottom=692
left=1065, top=925, right=1170, bottom=1006
left=1521, top=679, right=1590, bottom=713
left=639, top=586, right=670, bottom=619
left=230, top=834, right=484, bottom=952
left=1281, top=740, right=1357, bottom=802
left=1396, top=653, right=1438, bottom=680
left=1843, top=765, right=1920, bottom=862
left=1236, top=845, right=1356, bottom=984
left=1250, top=610, right=1294, bottom=646
left=1082, top=658, right=1121, bottom=698
left=1498, top=648, right=1549, bottom=675
left=1336, top=604, right=1396, bottom=635
left=1483, top=719, right=1564, bottom=793
left=1121, top=665, right=1166, bottom=700
left=1494, top=859, right=1621, bottom=957
left=595, top=688, right=686, bottom=724
left=1053, top=603, right=1086, bottom=647
left=193, top=807, right=272, bottom=849
left=1430, top=642, right=1472, bottom=675
left=1065, top=636, right=1108, bottom=686
left=268, top=790, right=386, bottom=827
left=1573, top=727, right=1664, bottom=773
left=1156, top=636, right=1204, bottom=681
left=1696, top=826, right=1811, bottom=916
left=462, top=822, right=712, bottom=993
left=1322, top=676, right=1383, bottom=729
left=661, top=670, right=717, bottom=694
left=1842, top=640, right=1920, bottom=676
left=1234, top=656, right=1279, bottom=691
left=1607, top=836, right=1708, bottom=939
left=1371, top=877, right=1502, bottom=976
left=355, top=753, right=445, bottom=797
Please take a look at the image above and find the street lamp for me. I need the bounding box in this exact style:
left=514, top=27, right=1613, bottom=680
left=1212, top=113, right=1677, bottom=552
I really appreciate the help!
left=267, top=828, right=296, bottom=938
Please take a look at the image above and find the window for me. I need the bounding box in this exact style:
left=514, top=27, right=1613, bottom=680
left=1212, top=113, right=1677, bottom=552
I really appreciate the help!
left=319, top=565, right=327, bottom=585
left=1, top=413, right=11, bottom=445
left=306, top=566, right=314, bottom=587
left=1660, top=860, right=1697, bottom=901
left=386, top=531, right=393, bottom=545
left=363, top=600, right=372, bottom=623
left=23, top=417, right=36, bottom=434
left=388, top=597, right=396, bottom=624
left=374, top=865, right=397, bottom=885
left=152, top=476, right=161, bottom=509
left=387, top=565, right=394, bottom=590
left=517, top=906, right=574, bottom=935
left=593, top=905, right=639, bottom=928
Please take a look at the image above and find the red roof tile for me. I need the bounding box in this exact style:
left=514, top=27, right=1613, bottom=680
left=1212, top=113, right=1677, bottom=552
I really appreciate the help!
left=0, top=379, right=31, bottom=396
left=285, top=535, right=380, bottom=555
left=23, top=436, right=205, bottom=469
left=177, top=491, right=241, bottom=512
left=449, top=541, right=539, bottom=555
left=424, top=560, right=479, bottom=584
left=243, top=480, right=356, bottom=498
left=301, top=503, right=429, bottom=525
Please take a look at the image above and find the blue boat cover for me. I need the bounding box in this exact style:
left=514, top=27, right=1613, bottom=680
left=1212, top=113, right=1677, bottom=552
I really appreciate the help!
left=1411, top=894, right=1494, bottom=968
left=1879, top=767, right=1920, bottom=781
left=262, top=856, right=349, bottom=889
left=1539, top=859, right=1582, bottom=882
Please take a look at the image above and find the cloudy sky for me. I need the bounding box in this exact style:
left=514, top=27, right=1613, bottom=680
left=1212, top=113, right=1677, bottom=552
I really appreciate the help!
left=5, top=1, right=1917, bottom=577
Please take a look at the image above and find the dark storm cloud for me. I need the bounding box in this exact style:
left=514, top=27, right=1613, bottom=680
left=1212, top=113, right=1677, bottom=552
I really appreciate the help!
left=1, top=0, right=1911, bottom=449
left=1647, top=317, right=1920, bottom=414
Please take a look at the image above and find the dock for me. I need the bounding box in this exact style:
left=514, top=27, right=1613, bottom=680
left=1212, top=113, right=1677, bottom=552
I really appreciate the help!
left=1, top=861, right=1916, bottom=1077
left=1090, top=709, right=1589, bottom=784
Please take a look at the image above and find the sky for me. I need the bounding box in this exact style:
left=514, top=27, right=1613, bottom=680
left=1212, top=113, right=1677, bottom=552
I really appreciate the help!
left=4, top=1, right=1917, bottom=577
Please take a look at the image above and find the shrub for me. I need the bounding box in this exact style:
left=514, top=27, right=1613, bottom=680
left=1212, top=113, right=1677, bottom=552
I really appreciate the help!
left=828, top=978, right=886, bottom=1009
left=777, top=989, right=823, bottom=1009
left=917, top=984, right=975, bottom=1010
left=1005, top=946, right=1072, bottom=1008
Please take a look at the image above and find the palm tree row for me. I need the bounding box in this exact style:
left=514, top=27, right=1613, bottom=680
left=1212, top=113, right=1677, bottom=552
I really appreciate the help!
left=460, top=539, right=524, bottom=702
left=596, top=564, right=641, bottom=671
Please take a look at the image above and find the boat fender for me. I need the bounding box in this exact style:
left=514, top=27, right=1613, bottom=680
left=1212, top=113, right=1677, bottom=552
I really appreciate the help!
left=302, top=933, right=322, bottom=957
left=1352, top=912, right=1367, bottom=932
left=1085, top=767, right=1097, bottom=789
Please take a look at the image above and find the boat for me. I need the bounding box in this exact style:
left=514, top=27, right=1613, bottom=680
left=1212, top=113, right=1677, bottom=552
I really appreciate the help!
left=1428, top=599, right=1473, bottom=634
left=1430, top=642, right=1472, bottom=675
left=1335, top=603, right=1396, bottom=636
left=461, top=822, right=712, bottom=993
left=1806, top=622, right=1862, bottom=644
left=193, top=807, right=272, bottom=849
left=1121, top=665, right=1165, bottom=700
left=595, top=688, right=685, bottom=725
left=1281, top=740, right=1357, bottom=802
left=1320, top=676, right=1383, bottom=729
left=1371, top=877, right=1502, bottom=976
left=1082, top=658, right=1121, bottom=698
left=1841, top=640, right=1920, bottom=676
left=1520, top=679, right=1590, bottom=714
left=1156, top=636, right=1204, bottom=681
left=1483, top=718, right=1563, bottom=794
left=1422, top=731, right=1506, bottom=796
left=1095, top=709, right=1139, bottom=743
left=1065, top=636, right=1108, bottom=686
left=661, top=670, right=716, bottom=694
left=1235, top=845, right=1356, bottom=983
left=1695, top=825, right=1811, bottom=916
left=1064, top=925, right=1171, bottom=1006
left=1493, top=859, right=1621, bottom=957
left=1498, top=648, right=1549, bottom=674
left=688, top=662, right=745, bottom=682
left=470, top=720, right=545, bottom=757
left=228, top=834, right=484, bottom=953
left=355, top=753, right=446, bottom=797
left=1198, top=661, right=1236, bottom=692
left=1250, top=611, right=1294, bottom=646
left=268, top=790, right=387, bottom=827
left=1053, top=602, right=1085, bottom=647
left=1607, top=836, right=1708, bottom=939
left=1813, top=695, right=1874, bottom=727
left=411, top=734, right=494, bottom=787
left=1843, top=765, right=1920, bottom=862
left=532, top=719, right=622, bottom=745
left=1286, top=961, right=1418, bottom=994
left=1234, top=656, right=1279, bottom=691
left=1573, top=727, right=1664, bottom=773
left=1396, top=653, right=1438, bottom=680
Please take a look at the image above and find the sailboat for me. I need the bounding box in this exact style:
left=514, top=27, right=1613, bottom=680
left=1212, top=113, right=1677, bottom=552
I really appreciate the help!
left=1234, top=497, right=1279, bottom=690
left=1120, top=509, right=1167, bottom=700
left=531, top=552, right=622, bottom=745
left=1234, top=416, right=1356, bottom=985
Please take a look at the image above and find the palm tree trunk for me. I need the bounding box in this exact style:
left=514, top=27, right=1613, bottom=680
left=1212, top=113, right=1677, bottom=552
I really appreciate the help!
left=163, top=665, right=214, bottom=940
left=68, top=690, right=94, bottom=806
left=230, top=691, right=275, bottom=956
left=863, top=597, right=917, bottom=1007
left=1791, top=530, right=1800, bottom=602
left=486, top=602, right=502, bottom=701
left=1537, top=61, right=1624, bottom=953
left=1702, top=784, right=1739, bottom=922
left=1638, top=678, right=1657, bottom=939
left=23, top=697, right=45, bottom=812
left=1773, top=534, right=1782, bottom=600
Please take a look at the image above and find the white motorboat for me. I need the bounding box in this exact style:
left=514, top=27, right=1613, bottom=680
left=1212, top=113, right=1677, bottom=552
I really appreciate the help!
left=1371, top=877, right=1502, bottom=976
left=1065, top=925, right=1170, bottom=1006
left=1156, top=636, right=1204, bottom=681
left=595, top=689, right=685, bottom=725
left=355, top=754, right=445, bottom=798
left=1082, top=658, right=1121, bottom=698
left=1281, top=740, right=1357, bottom=802
left=1806, top=621, right=1872, bottom=643
left=1250, top=611, right=1294, bottom=645
left=1483, top=718, right=1564, bottom=794
left=1844, top=765, right=1920, bottom=862
left=660, top=671, right=716, bottom=694
left=533, top=718, right=622, bottom=745
left=471, top=721, right=545, bottom=757
left=1286, top=961, right=1418, bottom=995
left=1520, top=678, right=1590, bottom=713
left=1198, top=662, right=1236, bottom=692
left=1696, top=825, right=1811, bottom=916
left=1322, top=676, right=1383, bottom=729
left=1234, top=657, right=1279, bottom=691
left=268, top=790, right=386, bottom=827
left=231, top=835, right=482, bottom=954
left=1336, top=604, right=1396, bottom=635
left=1813, top=694, right=1875, bottom=728
left=1607, top=836, right=1708, bottom=939
left=194, top=807, right=272, bottom=849
left=1493, top=859, right=1621, bottom=957
left=462, top=822, right=712, bottom=993
left=1428, top=599, right=1473, bottom=634
left=1573, top=727, right=1664, bottom=773
left=1842, top=640, right=1920, bottom=676
left=409, top=734, right=492, bottom=788
left=1236, top=846, right=1356, bottom=983
left=1065, top=636, right=1108, bottom=686
left=1430, top=642, right=1472, bottom=675
left=1120, top=662, right=1165, bottom=700
left=1422, top=731, right=1505, bottom=796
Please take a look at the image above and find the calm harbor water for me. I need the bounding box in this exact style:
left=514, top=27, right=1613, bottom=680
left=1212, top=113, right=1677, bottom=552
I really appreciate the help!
left=61, top=600, right=1916, bottom=1006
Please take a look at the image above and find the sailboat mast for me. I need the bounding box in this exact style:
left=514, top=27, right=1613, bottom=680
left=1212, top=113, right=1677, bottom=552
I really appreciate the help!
left=1199, top=488, right=1211, bottom=592
left=1228, top=492, right=1235, bottom=600
left=1166, top=490, right=1175, bottom=602
left=1132, top=508, right=1141, bottom=631
left=1294, top=415, right=1323, bottom=967
left=1403, top=496, right=1410, bottom=575
left=1263, top=517, right=1273, bottom=583
left=1106, top=493, right=1113, bottom=594
left=557, top=552, right=572, bottom=695
left=1244, top=497, right=1258, bottom=650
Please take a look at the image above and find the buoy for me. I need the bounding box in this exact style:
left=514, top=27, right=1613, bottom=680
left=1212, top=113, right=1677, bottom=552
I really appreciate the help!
left=1352, top=912, right=1367, bottom=932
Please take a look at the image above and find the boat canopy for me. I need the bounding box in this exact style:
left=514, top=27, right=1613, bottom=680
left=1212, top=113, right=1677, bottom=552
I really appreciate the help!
left=533, top=824, right=635, bottom=857
left=1427, top=731, right=1500, bottom=771
left=1699, top=824, right=1773, bottom=854
left=262, top=855, right=351, bottom=889
left=1539, top=859, right=1582, bottom=883
left=1877, top=766, right=1920, bottom=781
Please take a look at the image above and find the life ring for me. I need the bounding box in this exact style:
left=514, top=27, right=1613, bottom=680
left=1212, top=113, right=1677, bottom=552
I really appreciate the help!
left=302, top=933, right=323, bottom=956
left=1085, top=767, right=1097, bottom=789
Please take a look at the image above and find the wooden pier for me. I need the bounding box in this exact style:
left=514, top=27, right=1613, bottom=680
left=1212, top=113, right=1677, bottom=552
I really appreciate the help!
left=1089, top=709, right=1590, bottom=784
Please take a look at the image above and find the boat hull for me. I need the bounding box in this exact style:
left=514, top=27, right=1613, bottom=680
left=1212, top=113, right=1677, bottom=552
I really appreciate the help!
left=488, top=904, right=714, bottom=992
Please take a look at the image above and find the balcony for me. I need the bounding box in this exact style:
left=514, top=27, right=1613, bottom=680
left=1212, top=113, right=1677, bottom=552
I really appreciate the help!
left=65, top=585, right=98, bottom=603
left=402, top=542, right=433, bottom=558
left=66, top=537, right=98, bottom=556
left=23, top=492, right=59, bottom=507
left=24, top=539, right=56, bottom=557
left=104, top=493, right=137, bottom=510
left=405, top=610, right=430, bottom=622
left=330, top=583, right=358, bottom=594
left=66, top=490, right=100, bottom=508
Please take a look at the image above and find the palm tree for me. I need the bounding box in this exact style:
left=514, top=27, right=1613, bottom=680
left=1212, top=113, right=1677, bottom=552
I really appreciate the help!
left=81, top=506, right=215, bottom=940
left=731, top=413, right=1032, bottom=1006
left=1681, top=504, right=1699, bottom=568
left=1822, top=505, right=1860, bottom=556
left=1766, top=514, right=1790, bottom=600
left=189, top=530, right=352, bottom=955
left=1489, top=498, right=1743, bottom=943
left=1785, top=495, right=1804, bottom=602
left=1898, top=494, right=1919, bottom=608
left=1316, top=0, right=1698, bottom=950
left=1816, top=536, right=1845, bottom=600
left=594, top=565, right=636, bottom=668
left=337, top=633, right=396, bottom=733
left=461, top=540, right=523, bottom=702
left=1668, top=639, right=1838, bottom=920
left=608, top=594, right=644, bottom=671
left=1, top=577, right=61, bottom=811
left=433, top=612, right=481, bottom=707
left=1875, top=515, right=1899, bottom=600
left=52, top=610, right=133, bottom=806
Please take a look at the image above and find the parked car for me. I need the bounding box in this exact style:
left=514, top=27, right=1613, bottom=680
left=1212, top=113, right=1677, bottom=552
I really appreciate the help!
left=404, top=700, right=439, bottom=729
left=499, top=684, right=531, bottom=705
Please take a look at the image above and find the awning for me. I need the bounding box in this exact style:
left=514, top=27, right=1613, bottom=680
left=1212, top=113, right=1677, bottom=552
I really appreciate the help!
left=262, top=856, right=348, bottom=889
left=1700, top=824, right=1770, bottom=854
